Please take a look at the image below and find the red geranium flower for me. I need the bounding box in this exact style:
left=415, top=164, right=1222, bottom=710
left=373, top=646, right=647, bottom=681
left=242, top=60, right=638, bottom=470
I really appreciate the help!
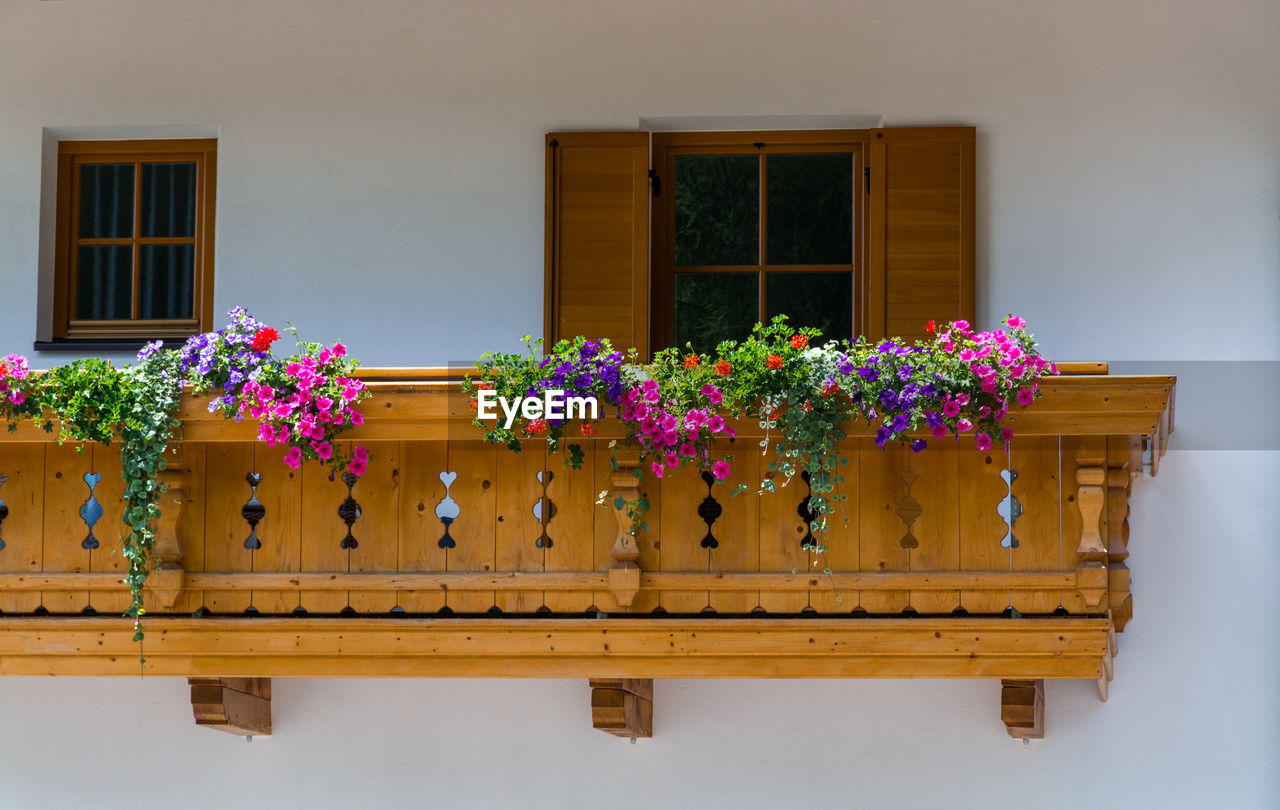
left=713, top=359, right=732, bottom=377
left=251, top=327, right=281, bottom=352
left=790, top=334, right=809, bottom=350
left=524, top=419, right=549, bottom=436
left=766, top=354, right=783, bottom=370
left=925, top=320, right=936, bottom=334
left=579, top=422, right=597, bottom=436
left=683, top=355, right=700, bottom=369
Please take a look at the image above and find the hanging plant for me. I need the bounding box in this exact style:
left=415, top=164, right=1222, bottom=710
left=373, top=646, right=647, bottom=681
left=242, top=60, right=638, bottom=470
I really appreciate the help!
left=0, top=309, right=372, bottom=654
left=464, top=316, right=1057, bottom=543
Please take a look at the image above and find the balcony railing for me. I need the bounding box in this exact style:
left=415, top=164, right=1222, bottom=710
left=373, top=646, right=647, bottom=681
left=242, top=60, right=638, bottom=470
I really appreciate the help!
left=0, top=364, right=1174, bottom=738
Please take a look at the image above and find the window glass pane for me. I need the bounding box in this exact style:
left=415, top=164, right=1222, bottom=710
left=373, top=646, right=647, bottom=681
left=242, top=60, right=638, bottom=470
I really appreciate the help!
left=139, top=245, right=195, bottom=319
left=141, top=163, right=197, bottom=238
left=766, top=153, right=852, bottom=265
left=674, top=155, right=759, bottom=267
left=766, top=272, right=853, bottom=342
left=674, top=272, right=759, bottom=354
left=78, top=164, right=135, bottom=238
left=76, top=246, right=133, bottom=319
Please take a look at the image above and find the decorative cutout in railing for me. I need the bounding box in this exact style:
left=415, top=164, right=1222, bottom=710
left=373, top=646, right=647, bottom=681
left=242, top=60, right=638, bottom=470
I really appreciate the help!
left=797, top=471, right=814, bottom=550
left=79, top=472, right=103, bottom=551
left=338, top=471, right=361, bottom=550
left=533, top=470, right=555, bottom=549
left=241, top=472, right=265, bottom=551
left=0, top=472, right=7, bottom=551
left=697, top=471, right=722, bottom=549
left=998, top=468, right=1022, bottom=549
left=435, top=470, right=459, bottom=549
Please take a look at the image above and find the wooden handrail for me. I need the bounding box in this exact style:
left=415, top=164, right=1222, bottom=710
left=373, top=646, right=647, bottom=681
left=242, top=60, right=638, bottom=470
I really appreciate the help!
left=0, top=370, right=1176, bottom=443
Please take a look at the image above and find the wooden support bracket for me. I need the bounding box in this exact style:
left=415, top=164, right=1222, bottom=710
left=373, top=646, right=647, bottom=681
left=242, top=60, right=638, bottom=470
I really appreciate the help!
left=189, top=677, right=272, bottom=736
left=589, top=678, right=653, bottom=738
left=1000, top=678, right=1044, bottom=739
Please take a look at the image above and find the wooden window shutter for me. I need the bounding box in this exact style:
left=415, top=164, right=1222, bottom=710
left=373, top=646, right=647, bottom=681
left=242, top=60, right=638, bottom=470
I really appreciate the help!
left=866, top=126, right=975, bottom=341
left=545, top=132, right=650, bottom=357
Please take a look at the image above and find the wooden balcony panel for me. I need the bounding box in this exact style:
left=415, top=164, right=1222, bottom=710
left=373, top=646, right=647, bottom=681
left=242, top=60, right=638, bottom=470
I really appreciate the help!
left=0, top=369, right=1172, bottom=687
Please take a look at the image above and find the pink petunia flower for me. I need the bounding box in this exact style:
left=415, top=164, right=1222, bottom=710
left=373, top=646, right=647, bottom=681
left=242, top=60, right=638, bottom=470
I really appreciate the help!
left=712, top=460, right=731, bottom=480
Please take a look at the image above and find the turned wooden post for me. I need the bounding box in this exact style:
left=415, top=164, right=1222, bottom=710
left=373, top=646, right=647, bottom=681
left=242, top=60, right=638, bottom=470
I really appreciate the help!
left=590, top=678, right=653, bottom=738
left=1106, top=436, right=1133, bottom=632
left=189, top=677, right=272, bottom=736
left=1073, top=443, right=1108, bottom=611
left=148, top=444, right=189, bottom=610
left=607, top=453, right=642, bottom=609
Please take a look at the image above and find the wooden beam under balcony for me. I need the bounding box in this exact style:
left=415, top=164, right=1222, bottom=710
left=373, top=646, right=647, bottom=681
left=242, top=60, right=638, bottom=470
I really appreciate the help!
left=0, top=617, right=1110, bottom=679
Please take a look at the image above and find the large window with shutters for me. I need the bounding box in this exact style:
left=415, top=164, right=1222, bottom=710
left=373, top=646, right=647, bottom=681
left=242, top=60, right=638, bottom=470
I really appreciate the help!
left=545, top=126, right=973, bottom=358
left=52, top=139, right=216, bottom=341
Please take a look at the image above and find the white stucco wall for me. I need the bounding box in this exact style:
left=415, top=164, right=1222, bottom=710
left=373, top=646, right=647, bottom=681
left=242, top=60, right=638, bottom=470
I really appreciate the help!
left=0, top=1, right=1276, bottom=807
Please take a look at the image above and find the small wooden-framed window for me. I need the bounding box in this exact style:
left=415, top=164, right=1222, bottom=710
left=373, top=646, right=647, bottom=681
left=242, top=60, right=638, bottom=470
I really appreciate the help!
left=53, top=139, right=216, bottom=340
left=651, top=130, right=868, bottom=353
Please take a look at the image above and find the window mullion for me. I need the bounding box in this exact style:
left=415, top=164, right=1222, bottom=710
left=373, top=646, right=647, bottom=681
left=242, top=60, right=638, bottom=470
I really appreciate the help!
left=758, top=153, right=767, bottom=325
left=132, top=162, right=142, bottom=321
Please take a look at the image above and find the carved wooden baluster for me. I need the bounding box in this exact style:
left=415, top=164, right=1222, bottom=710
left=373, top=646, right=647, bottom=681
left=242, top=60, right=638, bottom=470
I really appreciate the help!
left=149, top=445, right=189, bottom=610
left=1106, top=437, right=1133, bottom=631
left=607, top=453, right=642, bottom=609
left=1073, top=447, right=1108, bottom=610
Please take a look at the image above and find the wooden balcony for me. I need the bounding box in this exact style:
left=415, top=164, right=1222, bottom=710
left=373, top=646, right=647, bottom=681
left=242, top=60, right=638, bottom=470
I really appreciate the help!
left=0, top=365, right=1174, bottom=737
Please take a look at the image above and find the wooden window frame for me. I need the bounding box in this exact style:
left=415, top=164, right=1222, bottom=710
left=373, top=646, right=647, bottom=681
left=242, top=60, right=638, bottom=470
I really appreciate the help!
left=53, top=138, right=217, bottom=340
left=650, top=129, right=870, bottom=352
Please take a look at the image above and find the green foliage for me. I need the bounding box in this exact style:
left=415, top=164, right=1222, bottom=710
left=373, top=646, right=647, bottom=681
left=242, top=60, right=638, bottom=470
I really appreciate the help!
left=469, top=314, right=1054, bottom=551
left=1, top=311, right=371, bottom=660
left=15, top=353, right=185, bottom=647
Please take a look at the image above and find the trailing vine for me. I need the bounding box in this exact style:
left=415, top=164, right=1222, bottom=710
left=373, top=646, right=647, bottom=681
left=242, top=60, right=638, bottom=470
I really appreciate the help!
left=0, top=309, right=370, bottom=652
left=465, top=316, right=1057, bottom=546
